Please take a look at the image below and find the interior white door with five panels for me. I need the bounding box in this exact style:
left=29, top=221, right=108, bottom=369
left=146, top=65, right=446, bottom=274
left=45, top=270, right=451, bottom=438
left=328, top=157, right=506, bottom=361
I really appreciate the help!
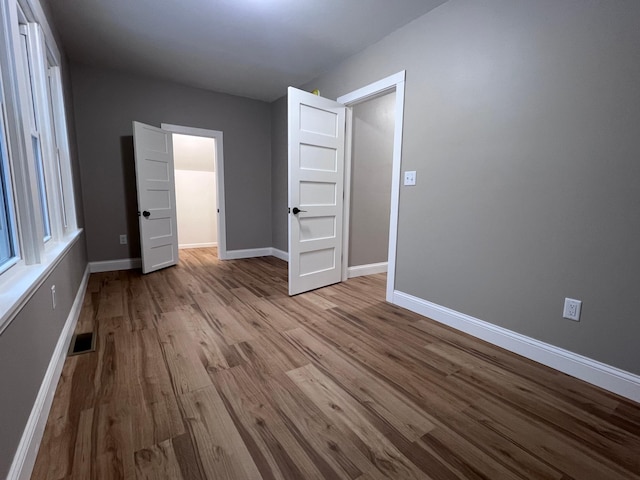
left=287, top=87, right=346, bottom=295
left=132, top=121, right=179, bottom=274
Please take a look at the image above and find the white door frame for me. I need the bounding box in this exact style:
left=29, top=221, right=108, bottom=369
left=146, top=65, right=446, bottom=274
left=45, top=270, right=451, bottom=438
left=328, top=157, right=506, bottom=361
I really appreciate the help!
left=160, top=123, right=228, bottom=259
left=337, top=71, right=406, bottom=302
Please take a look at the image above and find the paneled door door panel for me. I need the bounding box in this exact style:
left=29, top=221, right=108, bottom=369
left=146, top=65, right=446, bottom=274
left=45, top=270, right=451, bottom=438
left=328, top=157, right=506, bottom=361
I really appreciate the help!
left=288, top=87, right=345, bottom=295
left=133, top=121, right=178, bottom=274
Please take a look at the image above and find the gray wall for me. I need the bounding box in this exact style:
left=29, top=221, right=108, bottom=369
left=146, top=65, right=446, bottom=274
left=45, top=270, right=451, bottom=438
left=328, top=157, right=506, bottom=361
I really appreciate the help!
left=302, top=0, right=640, bottom=375
left=71, top=64, right=272, bottom=261
left=349, top=92, right=395, bottom=267
left=270, top=95, right=288, bottom=252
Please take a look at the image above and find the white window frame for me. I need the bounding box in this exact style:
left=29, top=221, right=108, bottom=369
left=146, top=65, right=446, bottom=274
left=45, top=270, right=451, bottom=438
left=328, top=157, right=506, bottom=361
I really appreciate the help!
left=0, top=88, right=19, bottom=274
left=20, top=23, right=51, bottom=242
left=45, top=61, right=76, bottom=233
left=0, top=0, right=81, bottom=333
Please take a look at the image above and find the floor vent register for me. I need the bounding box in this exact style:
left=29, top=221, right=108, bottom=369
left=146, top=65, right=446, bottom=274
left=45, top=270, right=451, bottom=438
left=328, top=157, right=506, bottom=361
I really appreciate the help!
left=68, top=332, right=95, bottom=356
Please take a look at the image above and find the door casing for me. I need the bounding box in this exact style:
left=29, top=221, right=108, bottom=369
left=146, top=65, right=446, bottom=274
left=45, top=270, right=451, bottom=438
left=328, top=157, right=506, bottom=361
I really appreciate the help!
left=338, top=71, right=406, bottom=302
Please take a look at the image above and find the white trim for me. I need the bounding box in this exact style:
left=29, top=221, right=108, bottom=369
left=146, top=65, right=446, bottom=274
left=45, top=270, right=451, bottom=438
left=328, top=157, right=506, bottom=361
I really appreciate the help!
left=7, top=264, right=90, bottom=480
left=28, top=23, right=64, bottom=243
left=87, top=248, right=286, bottom=270
left=337, top=71, right=405, bottom=302
left=341, top=107, right=353, bottom=282
left=19, top=0, right=59, bottom=64
left=347, top=262, right=387, bottom=278
left=89, top=257, right=141, bottom=273
left=178, top=242, right=217, bottom=250
left=160, top=123, right=228, bottom=260
left=337, top=71, right=406, bottom=105
left=225, top=248, right=273, bottom=260
left=386, top=80, right=404, bottom=302
left=271, top=248, right=289, bottom=262
left=209, top=247, right=289, bottom=261
left=47, top=66, right=77, bottom=233
left=392, top=290, right=640, bottom=403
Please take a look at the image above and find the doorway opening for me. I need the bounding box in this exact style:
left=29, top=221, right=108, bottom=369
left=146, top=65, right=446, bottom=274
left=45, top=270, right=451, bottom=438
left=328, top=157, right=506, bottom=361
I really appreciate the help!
left=161, top=123, right=228, bottom=259
left=343, top=90, right=395, bottom=281
left=338, top=71, right=406, bottom=302
left=172, top=134, right=217, bottom=252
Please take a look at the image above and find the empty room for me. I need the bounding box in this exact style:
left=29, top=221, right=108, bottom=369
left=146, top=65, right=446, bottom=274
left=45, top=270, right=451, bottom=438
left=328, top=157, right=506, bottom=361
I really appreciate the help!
left=1, top=0, right=639, bottom=479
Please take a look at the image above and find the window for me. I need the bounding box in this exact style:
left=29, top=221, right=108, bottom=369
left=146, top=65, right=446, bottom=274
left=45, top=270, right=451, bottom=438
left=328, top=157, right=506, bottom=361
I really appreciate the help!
left=18, top=21, right=52, bottom=241
left=46, top=64, right=67, bottom=228
left=0, top=0, right=80, bottom=327
left=9, top=4, right=77, bottom=250
left=0, top=107, right=18, bottom=273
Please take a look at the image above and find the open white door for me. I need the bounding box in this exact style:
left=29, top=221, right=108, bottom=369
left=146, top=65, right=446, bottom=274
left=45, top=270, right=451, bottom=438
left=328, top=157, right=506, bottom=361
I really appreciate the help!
left=288, top=87, right=346, bottom=295
left=133, top=121, right=178, bottom=274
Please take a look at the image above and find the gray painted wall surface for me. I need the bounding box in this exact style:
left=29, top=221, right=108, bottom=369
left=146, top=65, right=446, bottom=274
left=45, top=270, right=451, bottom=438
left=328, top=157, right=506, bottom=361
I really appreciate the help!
left=349, top=92, right=395, bottom=267
left=0, top=239, right=87, bottom=477
left=270, top=96, right=288, bottom=252
left=303, top=0, right=640, bottom=374
left=71, top=64, right=272, bottom=261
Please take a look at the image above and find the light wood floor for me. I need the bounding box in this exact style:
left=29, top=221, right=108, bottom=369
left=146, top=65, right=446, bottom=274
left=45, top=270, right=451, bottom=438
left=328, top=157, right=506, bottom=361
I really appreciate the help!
left=32, top=248, right=640, bottom=479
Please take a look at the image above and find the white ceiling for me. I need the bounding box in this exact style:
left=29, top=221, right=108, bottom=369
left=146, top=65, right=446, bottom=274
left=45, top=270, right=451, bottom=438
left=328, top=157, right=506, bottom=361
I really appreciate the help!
left=48, top=0, right=445, bottom=102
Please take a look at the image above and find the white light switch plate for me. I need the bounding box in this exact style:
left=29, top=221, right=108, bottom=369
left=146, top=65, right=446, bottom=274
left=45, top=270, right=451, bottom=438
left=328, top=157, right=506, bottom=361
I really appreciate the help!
left=404, top=170, right=416, bottom=186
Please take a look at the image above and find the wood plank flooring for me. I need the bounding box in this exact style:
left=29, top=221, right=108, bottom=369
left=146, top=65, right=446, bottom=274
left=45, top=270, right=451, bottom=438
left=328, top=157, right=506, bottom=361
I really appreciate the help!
left=31, top=248, right=640, bottom=479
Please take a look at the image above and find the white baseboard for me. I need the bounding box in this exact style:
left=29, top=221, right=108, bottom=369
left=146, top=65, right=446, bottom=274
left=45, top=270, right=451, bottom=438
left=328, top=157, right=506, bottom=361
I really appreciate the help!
left=89, top=249, right=283, bottom=269
left=392, top=290, right=640, bottom=403
left=89, top=258, right=141, bottom=273
left=271, top=248, right=289, bottom=262
left=348, top=262, right=387, bottom=278
left=225, top=248, right=274, bottom=260
left=178, top=242, right=217, bottom=250
left=223, top=247, right=289, bottom=262
left=8, top=265, right=91, bottom=480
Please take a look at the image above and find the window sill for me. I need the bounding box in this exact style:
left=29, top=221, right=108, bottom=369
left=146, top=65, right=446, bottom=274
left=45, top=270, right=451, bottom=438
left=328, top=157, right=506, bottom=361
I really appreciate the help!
left=0, top=228, right=83, bottom=335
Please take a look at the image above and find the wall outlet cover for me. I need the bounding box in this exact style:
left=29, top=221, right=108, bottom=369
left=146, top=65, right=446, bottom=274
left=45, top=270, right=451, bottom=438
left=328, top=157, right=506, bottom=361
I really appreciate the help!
left=563, top=298, right=582, bottom=321
left=404, top=170, right=416, bottom=186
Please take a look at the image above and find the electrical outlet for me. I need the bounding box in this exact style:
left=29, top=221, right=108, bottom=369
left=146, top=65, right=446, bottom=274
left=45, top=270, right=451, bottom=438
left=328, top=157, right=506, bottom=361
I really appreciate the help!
left=563, top=298, right=581, bottom=321
left=404, top=170, right=416, bottom=186
left=51, top=285, right=56, bottom=309
left=120, top=234, right=127, bottom=245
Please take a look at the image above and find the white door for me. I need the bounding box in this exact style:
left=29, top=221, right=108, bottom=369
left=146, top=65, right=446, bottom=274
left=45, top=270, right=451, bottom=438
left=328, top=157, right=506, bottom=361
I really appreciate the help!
left=133, top=121, right=179, bottom=274
left=288, top=87, right=346, bottom=295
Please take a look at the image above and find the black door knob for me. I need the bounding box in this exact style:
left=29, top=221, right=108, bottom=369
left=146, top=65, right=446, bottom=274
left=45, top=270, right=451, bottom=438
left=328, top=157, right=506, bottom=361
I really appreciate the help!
left=292, top=207, right=307, bottom=215
left=143, top=210, right=151, bottom=218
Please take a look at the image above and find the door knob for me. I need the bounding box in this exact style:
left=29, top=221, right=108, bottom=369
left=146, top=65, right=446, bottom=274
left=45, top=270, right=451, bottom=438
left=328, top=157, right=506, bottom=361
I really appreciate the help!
left=142, top=210, right=151, bottom=218
left=292, top=207, right=307, bottom=215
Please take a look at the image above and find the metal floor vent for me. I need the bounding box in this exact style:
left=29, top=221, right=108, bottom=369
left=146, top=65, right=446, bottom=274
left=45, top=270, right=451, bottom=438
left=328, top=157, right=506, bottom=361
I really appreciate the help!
left=68, top=332, right=95, bottom=356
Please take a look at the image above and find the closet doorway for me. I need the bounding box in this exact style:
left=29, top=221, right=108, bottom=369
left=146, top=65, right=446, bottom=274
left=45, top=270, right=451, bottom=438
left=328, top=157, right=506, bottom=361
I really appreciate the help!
left=161, top=123, right=228, bottom=259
